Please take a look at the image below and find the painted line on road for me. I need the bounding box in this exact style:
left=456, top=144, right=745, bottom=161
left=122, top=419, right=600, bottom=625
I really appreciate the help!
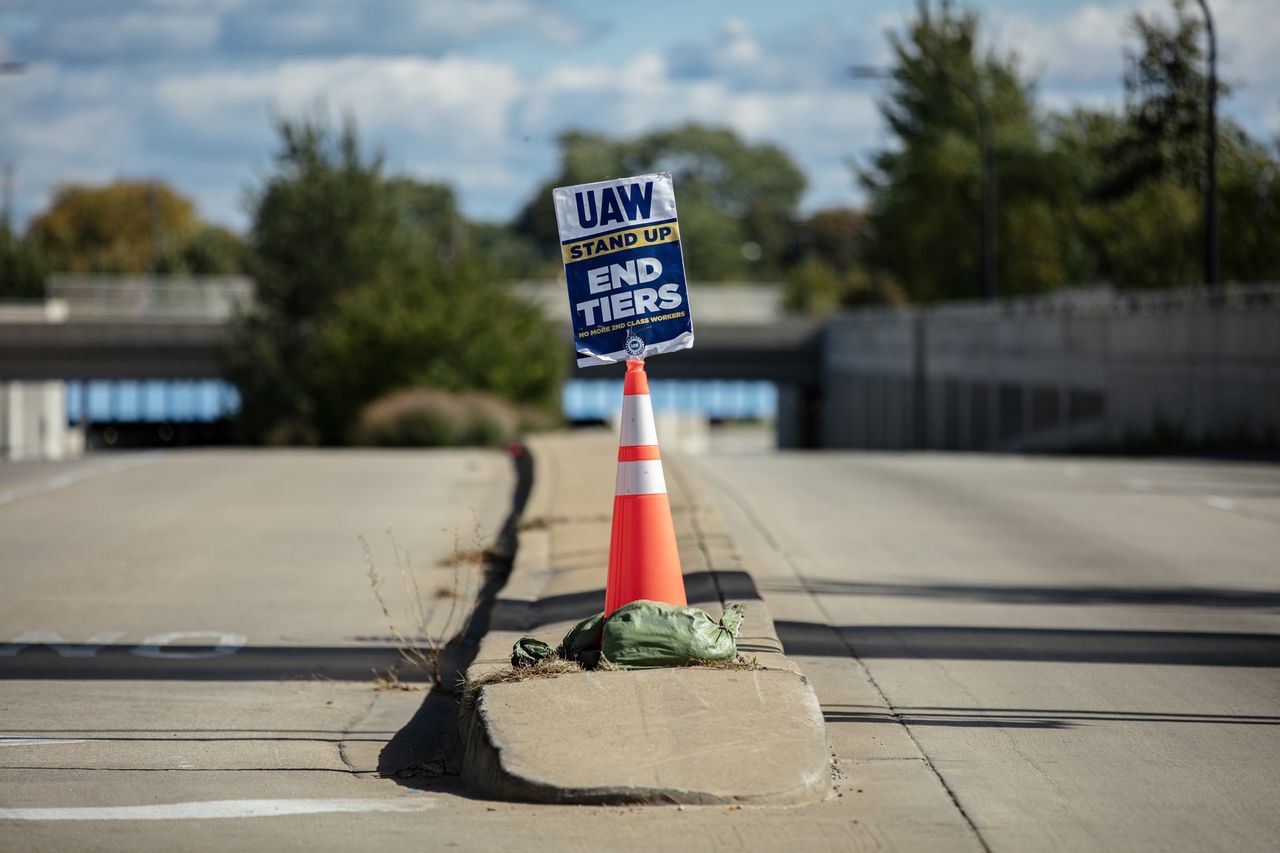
left=1205, top=495, right=1236, bottom=511
left=0, top=454, right=162, bottom=509
left=0, top=798, right=438, bottom=821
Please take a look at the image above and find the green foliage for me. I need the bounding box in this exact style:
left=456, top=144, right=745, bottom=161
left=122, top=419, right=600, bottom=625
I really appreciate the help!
left=154, top=224, right=250, bottom=275
left=784, top=257, right=904, bottom=319
left=307, top=257, right=562, bottom=443
left=0, top=225, right=47, bottom=299
left=1047, top=3, right=1279, bottom=289
left=468, top=220, right=548, bottom=280
left=859, top=0, right=1075, bottom=301
left=861, top=0, right=1280, bottom=295
left=23, top=179, right=247, bottom=276
left=514, top=124, right=806, bottom=280
left=226, top=112, right=563, bottom=446
left=1085, top=180, right=1201, bottom=289
left=801, top=208, right=865, bottom=272
left=385, top=178, right=465, bottom=263
left=248, top=114, right=396, bottom=323
left=1218, top=132, right=1280, bottom=282
left=28, top=180, right=198, bottom=273
left=1110, top=0, right=1226, bottom=195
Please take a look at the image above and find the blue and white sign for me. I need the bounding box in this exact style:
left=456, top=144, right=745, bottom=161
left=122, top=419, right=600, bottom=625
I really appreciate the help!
left=552, top=172, right=694, bottom=367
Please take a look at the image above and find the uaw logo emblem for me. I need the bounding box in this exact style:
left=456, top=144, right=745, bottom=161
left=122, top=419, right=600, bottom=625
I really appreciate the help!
left=625, top=329, right=646, bottom=359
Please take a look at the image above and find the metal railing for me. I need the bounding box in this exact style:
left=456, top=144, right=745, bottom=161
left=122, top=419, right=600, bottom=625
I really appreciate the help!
left=46, top=275, right=255, bottom=322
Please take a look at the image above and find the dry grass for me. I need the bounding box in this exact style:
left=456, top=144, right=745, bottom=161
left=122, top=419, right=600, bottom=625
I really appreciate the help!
left=372, top=669, right=427, bottom=692
left=362, top=525, right=480, bottom=690
left=462, top=658, right=583, bottom=704
left=685, top=655, right=761, bottom=671
left=353, top=386, right=522, bottom=448
left=436, top=546, right=492, bottom=568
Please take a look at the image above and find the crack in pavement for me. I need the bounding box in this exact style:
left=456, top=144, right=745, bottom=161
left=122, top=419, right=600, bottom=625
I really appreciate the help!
left=689, top=458, right=994, bottom=853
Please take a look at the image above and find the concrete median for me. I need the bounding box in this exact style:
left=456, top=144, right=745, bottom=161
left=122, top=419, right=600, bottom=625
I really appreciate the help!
left=459, top=432, right=831, bottom=805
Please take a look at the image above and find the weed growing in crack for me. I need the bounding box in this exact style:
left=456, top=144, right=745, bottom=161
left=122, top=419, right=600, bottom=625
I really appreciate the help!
left=362, top=525, right=481, bottom=691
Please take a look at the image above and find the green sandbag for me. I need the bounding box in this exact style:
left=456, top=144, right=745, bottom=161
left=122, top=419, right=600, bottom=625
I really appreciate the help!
left=601, top=600, right=745, bottom=669
left=510, top=637, right=554, bottom=668
left=556, top=611, right=605, bottom=667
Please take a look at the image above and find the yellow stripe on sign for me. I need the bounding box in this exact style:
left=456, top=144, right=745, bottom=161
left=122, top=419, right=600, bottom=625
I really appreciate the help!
left=562, top=222, right=680, bottom=264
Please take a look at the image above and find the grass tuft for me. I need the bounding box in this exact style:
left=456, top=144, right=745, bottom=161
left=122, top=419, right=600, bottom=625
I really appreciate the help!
left=462, top=658, right=583, bottom=704
left=362, top=525, right=481, bottom=691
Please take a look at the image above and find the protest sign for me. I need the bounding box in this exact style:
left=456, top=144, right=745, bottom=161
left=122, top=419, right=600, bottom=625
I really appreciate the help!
left=552, top=172, right=694, bottom=366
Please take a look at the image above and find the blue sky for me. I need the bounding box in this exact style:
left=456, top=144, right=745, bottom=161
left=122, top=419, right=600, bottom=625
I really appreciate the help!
left=0, top=0, right=1275, bottom=232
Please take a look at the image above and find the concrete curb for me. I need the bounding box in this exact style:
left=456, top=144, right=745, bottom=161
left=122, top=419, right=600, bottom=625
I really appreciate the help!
left=463, top=668, right=830, bottom=805
left=459, top=432, right=831, bottom=805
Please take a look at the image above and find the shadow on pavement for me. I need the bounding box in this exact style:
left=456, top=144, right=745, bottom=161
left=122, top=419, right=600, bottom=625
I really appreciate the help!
left=820, top=705, right=1280, bottom=729
left=755, top=578, right=1280, bottom=610
left=0, top=645, right=429, bottom=680
left=775, top=620, right=1280, bottom=667
left=376, top=445, right=534, bottom=789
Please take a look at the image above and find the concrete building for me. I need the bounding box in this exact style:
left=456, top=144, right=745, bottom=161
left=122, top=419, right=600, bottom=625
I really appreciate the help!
left=0, top=380, right=82, bottom=461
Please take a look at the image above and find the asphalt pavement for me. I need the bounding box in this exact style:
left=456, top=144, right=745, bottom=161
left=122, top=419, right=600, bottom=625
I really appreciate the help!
left=690, top=450, right=1280, bottom=852
left=0, top=449, right=515, bottom=849
left=2, top=443, right=1277, bottom=851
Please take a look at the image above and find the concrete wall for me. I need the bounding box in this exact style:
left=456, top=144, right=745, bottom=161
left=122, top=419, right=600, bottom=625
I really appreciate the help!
left=0, top=382, right=82, bottom=461
left=821, top=290, right=1280, bottom=451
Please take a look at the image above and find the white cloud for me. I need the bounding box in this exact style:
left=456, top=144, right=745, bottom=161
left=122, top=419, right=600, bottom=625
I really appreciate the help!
left=996, top=4, right=1133, bottom=89
left=4, top=1, right=1276, bottom=236
left=9, top=0, right=594, bottom=62
left=994, top=0, right=1280, bottom=137
left=668, top=15, right=885, bottom=91
left=3, top=29, right=881, bottom=230
left=519, top=47, right=878, bottom=203
left=43, top=11, right=221, bottom=59
left=1213, top=0, right=1280, bottom=137
left=1, top=52, right=535, bottom=227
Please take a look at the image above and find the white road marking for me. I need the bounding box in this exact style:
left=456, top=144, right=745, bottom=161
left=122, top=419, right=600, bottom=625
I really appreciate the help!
left=131, top=631, right=247, bottom=659
left=0, top=454, right=161, bottom=509
left=0, top=630, right=125, bottom=657
left=0, top=738, right=96, bottom=747
left=0, top=798, right=438, bottom=821
left=1205, top=495, right=1236, bottom=511
left=0, top=630, right=247, bottom=658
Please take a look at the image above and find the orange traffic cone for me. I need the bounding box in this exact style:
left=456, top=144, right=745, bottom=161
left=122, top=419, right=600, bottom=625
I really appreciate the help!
left=604, top=359, right=687, bottom=616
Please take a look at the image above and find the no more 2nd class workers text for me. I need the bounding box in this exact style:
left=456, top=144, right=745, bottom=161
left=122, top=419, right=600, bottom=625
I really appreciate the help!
left=573, top=256, right=683, bottom=326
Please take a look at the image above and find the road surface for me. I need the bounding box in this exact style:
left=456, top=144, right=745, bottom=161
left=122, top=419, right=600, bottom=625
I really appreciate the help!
left=691, top=450, right=1280, bottom=852
left=3, top=445, right=1277, bottom=851
left=0, top=450, right=517, bottom=849
left=1, top=446, right=970, bottom=852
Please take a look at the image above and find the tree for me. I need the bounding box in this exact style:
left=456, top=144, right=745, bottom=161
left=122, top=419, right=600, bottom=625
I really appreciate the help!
left=308, top=257, right=562, bottom=441
left=27, top=181, right=197, bottom=273
left=1217, top=132, right=1280, bottom=282
left=1108, top=0, right=1225, bottom=196
left=226, top=112, right=563, bottom=445
left=1071, top=0, right=1280, bottom=288
left=514, top=125, right=806, bottom=280
left=0, top=225, right=46, bottom=299
left=859, top=0, right=1077, bottom=301
left=24, top=179, right=247, bottom=276
left=800, top=207, right=865, bottom=273
left=154, top=224, right=251, bottom=275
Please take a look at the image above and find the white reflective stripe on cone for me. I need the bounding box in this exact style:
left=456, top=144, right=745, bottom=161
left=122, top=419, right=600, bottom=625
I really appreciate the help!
left=619, top=394, right=658, bottom=447
left=615, top=460, right=668, bottom=496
